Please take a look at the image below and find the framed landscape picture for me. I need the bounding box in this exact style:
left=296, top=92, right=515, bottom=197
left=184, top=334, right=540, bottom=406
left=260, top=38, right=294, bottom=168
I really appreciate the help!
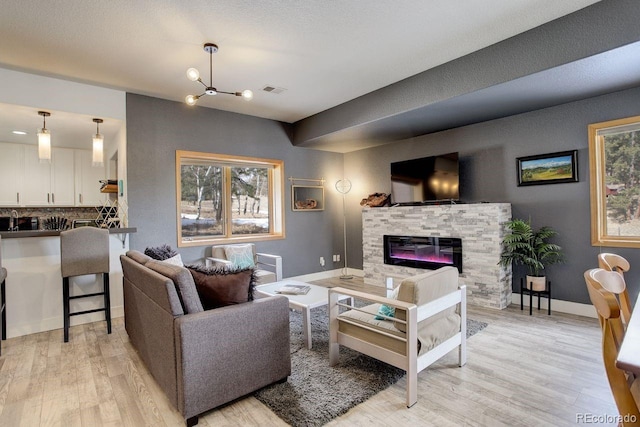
left=516, top=150, right=578, bottom=186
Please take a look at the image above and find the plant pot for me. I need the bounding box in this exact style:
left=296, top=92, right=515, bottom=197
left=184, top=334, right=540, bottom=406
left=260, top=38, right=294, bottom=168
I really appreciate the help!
left=526, top=275, right=546, bottom=291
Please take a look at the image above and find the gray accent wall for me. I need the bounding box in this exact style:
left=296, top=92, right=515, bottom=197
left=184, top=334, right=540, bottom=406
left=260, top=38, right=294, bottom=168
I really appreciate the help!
left=126, top=89, right=640, bottom=307
left=126, top=94, right=344, bottom=277
left=344, top=86, right=640, bottom=305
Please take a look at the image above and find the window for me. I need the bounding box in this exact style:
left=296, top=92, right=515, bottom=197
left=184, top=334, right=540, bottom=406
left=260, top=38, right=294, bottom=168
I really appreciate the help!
left=589, top=115, right=640, bottom=248
left=176, top=150, right=285, bottom=247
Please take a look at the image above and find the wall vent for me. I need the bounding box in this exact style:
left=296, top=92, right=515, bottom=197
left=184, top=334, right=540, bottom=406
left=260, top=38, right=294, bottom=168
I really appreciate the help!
left=262, top=85, right=286, bottom=94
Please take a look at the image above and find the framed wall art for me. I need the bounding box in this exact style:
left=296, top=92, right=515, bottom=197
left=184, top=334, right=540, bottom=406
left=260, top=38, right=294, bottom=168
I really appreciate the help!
left=516, top=150, right=578, bottom=186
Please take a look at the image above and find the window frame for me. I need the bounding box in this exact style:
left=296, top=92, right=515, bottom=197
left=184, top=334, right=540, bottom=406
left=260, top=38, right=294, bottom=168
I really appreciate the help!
left=176, top=150, right=285, bottom=247
left=589, top=115, right=640, bottom=248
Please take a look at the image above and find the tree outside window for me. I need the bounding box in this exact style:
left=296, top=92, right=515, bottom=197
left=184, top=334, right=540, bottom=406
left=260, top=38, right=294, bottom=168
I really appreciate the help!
left=177, top=151, right=284, bottom=247
left=589, top=115, right=640, bottom=247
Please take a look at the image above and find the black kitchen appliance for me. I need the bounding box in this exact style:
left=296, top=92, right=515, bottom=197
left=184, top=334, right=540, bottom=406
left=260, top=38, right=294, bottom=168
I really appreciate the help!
left=0, top=216, right=39, bottom=231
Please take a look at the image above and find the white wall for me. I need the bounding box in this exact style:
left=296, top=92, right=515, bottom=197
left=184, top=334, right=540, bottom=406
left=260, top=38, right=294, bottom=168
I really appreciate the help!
left=0, top=68, right=125, bottom=119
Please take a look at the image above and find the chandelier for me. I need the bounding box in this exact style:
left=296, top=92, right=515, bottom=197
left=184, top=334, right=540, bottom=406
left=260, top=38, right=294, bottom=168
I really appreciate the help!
left=185, top=43, right=253, bottom=106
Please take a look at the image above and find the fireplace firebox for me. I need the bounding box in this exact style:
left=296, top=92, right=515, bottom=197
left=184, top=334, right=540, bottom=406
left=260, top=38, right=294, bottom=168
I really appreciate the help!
left=383, top=235, right=462, bottom=273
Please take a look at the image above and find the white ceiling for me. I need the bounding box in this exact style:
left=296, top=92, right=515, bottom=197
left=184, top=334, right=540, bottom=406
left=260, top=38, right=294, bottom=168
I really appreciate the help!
left=0, top=0, right=601, bottom=130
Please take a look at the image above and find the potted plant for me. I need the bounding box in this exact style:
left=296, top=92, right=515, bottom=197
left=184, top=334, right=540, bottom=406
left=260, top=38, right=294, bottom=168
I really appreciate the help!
left=498, top=218, right=564, bottom=291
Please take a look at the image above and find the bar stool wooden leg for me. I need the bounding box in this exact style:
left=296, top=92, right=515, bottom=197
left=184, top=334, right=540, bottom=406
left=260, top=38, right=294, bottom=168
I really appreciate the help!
left=63, top=277, right=70, bottom=343
left=104, top=273, right=111, bottom=335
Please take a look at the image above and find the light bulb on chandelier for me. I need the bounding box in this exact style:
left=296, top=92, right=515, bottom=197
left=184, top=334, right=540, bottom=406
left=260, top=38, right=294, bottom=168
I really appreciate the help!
left=185, top=43, right=253, bottom=106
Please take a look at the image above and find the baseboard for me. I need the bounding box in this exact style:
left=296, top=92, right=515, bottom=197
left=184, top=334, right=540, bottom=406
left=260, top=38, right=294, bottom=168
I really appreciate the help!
left=8, top=305, right=124, bottom=339
left=511, top=293, right=597, bottom=318
left=289, top=268, right=364, bottom=282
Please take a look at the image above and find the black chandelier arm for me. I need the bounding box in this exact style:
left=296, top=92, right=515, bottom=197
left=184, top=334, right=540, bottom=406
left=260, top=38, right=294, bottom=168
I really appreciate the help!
left=216, top=90, right=241, bottom=96
left=209, top=47, right=213, bottom=87
left=196, top=78, right=207, bottom=88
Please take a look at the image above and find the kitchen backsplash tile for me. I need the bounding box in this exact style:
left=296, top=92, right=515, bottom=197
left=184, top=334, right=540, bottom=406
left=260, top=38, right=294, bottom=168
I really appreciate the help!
left=0, top=207, right=99, bottom=230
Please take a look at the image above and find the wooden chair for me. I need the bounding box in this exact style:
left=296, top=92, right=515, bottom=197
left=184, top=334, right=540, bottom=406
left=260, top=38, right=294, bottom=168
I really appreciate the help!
left=207, top=243, right=282, bottom=284
left=584, top=269, right=640, bottom=423
left=597, top=253, right=633, bottom=326
left=329, top=266, right=466, bottom=408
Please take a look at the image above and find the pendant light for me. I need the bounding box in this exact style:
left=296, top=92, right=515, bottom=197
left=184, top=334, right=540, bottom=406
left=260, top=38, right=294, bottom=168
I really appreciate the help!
left=92, top=118, right=104, bottom=167
left=185, top=42, right=253, bottom=106
left=37, top=111, right=51, bottom=163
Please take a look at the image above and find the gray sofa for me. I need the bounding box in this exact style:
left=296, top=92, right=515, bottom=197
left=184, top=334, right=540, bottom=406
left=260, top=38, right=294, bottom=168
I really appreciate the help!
left=120, top=250, right=291, bottom=426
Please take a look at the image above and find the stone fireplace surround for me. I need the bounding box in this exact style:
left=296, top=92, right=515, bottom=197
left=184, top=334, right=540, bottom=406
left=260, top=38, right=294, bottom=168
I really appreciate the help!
left=362, top=203, right=512, bottom=309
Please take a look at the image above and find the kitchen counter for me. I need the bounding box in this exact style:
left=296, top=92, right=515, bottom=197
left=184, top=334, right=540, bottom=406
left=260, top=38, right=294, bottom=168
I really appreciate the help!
left=0, top=227, right=136, bottom=238
left=0, top=227, right=136, bottom=338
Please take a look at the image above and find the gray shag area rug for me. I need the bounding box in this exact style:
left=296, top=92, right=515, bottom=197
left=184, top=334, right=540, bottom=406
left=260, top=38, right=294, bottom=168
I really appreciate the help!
left=254, top=305, right=487, bottom=427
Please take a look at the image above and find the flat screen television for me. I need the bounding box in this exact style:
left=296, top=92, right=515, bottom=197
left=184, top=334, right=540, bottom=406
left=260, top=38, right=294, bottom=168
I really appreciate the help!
left=390, top=152, right=459, bottom=204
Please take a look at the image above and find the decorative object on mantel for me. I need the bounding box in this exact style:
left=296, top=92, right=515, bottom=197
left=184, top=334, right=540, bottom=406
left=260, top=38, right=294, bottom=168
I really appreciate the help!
left=360, top=192, right=390, bottom=207
left=185, top=42, right=253, bottom=106
left=516, top=150, right=578, bottom=186
left=37, top=111, right=51, bottom=163
left=289, top=177, right=325, bottom=211
left=336, top=179, right=353, bottom=279
left=498, top=218, right=564, bottom=291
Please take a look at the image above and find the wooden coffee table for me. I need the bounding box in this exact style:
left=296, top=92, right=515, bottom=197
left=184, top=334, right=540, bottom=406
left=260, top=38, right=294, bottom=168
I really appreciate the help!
left=255, top=280, right=351, bottom=349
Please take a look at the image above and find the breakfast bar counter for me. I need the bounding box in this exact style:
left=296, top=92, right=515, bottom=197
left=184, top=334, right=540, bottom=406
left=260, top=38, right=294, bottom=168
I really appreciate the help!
left=0, top=227, right=137, bottom=239
left=0, top=227, right=136, bottom=338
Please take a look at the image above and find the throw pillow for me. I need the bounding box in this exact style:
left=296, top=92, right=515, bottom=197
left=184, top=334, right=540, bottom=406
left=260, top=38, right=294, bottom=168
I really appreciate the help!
left=186, top=264, right=256, bottom=310
left=144, top=244, right=178, bottom=261
left=224, top=244, right=255, bottom=269
left=374, top=285, right=400, bottom=320
left=161, top=253, right=183, bottom=267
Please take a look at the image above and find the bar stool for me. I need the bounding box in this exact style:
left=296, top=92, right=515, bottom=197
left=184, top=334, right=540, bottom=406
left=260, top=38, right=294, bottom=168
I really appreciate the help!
left=60, top=227, right=111, bottom=342
left=0, top=235, right=6, bottom=355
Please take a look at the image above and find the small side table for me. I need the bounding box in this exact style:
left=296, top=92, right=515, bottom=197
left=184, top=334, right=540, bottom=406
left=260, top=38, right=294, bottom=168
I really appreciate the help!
left=520, top=277, right=551, bottom=315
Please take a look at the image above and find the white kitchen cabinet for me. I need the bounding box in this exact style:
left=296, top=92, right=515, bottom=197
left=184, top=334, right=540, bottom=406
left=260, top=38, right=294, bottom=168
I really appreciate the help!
left=0, top=143, right=106, bottom=208
left=0, top=143, right=24, bottom=206
left=75, top=149, right=106, bottom=206
left=51, top=148, right=76, bottom=205
left=22, top=146, right=76, bottom=206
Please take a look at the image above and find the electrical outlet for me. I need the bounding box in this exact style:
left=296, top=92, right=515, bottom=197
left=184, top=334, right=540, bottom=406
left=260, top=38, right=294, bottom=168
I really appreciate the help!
left=319, top=256, right=325, bottom=266
left=336, top=254, right=341, bottom=262
left=332, top=254, right=338, bottom=262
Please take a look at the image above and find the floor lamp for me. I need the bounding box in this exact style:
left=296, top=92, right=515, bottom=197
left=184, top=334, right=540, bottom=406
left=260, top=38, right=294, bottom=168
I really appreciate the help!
left=335, top=179, right=353, bottom=280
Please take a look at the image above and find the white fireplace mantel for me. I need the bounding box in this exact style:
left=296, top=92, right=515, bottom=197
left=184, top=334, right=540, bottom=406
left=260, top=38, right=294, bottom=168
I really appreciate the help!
left=362, top=203, right=512, bottom=309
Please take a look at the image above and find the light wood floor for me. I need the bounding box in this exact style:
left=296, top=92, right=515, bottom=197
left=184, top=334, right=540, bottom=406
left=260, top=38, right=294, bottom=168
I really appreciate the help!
left=0, top=277, right=617, bottom=426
